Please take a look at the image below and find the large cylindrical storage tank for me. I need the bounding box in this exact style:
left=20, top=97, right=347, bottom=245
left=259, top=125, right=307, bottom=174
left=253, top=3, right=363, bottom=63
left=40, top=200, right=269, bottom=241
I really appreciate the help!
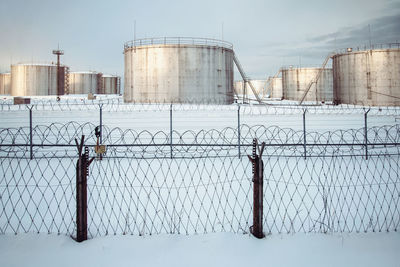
left=11, top=64, right=66, bottom=96
left=69, top=71, right=101, bottom=94
left=234, top=80, right=267, bottom=99
left=0, top=73, right=11, bottom=95
left=282, top=67, right=333, bottom=102
left=333, top=47, right=400, bottom=106
left=124, top=37, right=234, bottom=104
left=101, top=75, right=120, bottom=94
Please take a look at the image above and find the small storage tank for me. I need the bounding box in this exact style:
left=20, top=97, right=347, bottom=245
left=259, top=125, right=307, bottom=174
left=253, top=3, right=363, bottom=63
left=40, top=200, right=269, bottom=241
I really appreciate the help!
left=124, top=37, right=234, bottom=104
left=267, top=77, right=283, bottom=99
left=333, top=46, right=400, bottom=106
left=101, top=75, right=120, bottom=94
left=69, top=71, right=102, bottom=94
left=282, top=67, right=333, bottom=102
left=0, top=73, right=11, bottom=95
left=234, top=80, right=267, bottom=99
left=11, top=64, right=67, bottom=96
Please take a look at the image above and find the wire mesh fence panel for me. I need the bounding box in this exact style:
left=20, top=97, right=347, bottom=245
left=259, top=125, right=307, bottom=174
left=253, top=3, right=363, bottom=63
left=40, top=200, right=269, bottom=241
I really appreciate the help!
left=86, top=157, right=252, bottom=237
left=263, top=153, right=400, bottom=234
left=0, top=157, right=76, bottom=235
left=1, top=121, right=400, bottom=237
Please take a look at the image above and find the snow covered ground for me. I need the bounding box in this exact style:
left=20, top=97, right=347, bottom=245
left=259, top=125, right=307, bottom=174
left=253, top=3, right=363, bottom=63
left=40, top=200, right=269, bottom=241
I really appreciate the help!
left=0, top=232, right=399, bottom=267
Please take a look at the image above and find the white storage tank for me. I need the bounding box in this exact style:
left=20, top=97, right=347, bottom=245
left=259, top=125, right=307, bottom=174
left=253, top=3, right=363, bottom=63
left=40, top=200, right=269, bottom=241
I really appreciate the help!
left=282, top=67, right=333, bottom=102
left=101, top=75, right=120, bottom=94
left=124, top=37, right=234, bottom=104
left=333, top=46, right=400, bottom=106
left=267, top=77, right=283, bottom=99
left=234, top=80, right=267, bottom=99
left=0, top=73, right=11, bottom=95
left=69, top=71, right=102, bottom=94
left=11, top=63, right=67, bottom=96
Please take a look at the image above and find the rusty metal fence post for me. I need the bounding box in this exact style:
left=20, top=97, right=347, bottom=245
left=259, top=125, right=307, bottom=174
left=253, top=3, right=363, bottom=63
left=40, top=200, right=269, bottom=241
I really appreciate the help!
left=75, top=135, right=94, bottom=242
left=248, top=138, right=265, bottom=238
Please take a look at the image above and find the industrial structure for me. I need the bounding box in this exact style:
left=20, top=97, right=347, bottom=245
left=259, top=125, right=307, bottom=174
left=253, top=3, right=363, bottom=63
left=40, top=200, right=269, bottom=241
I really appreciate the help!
left=68, top=71, right=102, bottom=95
left=11, top=63, right=68, bottom=96
left=124, top=37, right=234, bottom=104
left=266, top=76, right=283, bottom=99
left=282, top=67, right=333, bottom=102
left=101, top=75, right=121, bottom=94
left=0, top=73, right=11, bottom=95
left=332, top=46, right=400, bottom=106
left=234, top=80, right=267, bottom=101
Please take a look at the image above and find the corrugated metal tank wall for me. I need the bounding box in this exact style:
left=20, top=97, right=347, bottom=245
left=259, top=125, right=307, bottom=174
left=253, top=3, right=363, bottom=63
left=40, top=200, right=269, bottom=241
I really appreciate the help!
left=0, top=73, right=11, bottom=95
left=101, top=75, right=120, bottom=94
left=69, top=72, right=100, bottom=94
left=124, top=38, right=234, bottom=104
left=11, top=64, right=66, bottom=96
left=333, top=48, right=400, bottom=106
left=282, top=68, right=333, bottom=102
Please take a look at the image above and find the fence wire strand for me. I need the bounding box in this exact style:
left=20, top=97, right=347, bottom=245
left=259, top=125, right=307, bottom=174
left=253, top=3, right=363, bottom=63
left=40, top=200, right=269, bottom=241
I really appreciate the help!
left=0, top=122, right=399, bottom=237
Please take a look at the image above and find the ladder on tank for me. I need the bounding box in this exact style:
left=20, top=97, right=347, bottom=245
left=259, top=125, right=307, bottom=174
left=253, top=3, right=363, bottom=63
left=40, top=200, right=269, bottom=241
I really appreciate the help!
left=298, top=53, right=333, bottom=105
left=233, top=53, right=263, bottom=104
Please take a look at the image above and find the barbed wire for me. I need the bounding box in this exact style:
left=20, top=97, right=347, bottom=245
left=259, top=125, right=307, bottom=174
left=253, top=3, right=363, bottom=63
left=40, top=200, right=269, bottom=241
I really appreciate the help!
left=1, top=122, right=399, bottom=158
left=1, top=99, right=400, bottom=116
left=0, top=122, right=399, bottom=237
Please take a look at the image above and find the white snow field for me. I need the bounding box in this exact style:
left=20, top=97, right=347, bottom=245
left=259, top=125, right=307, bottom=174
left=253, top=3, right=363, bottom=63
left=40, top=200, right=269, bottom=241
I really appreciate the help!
left=0, top=232, right=399, bottom=267
left=1, top=95, right=399, bottom=267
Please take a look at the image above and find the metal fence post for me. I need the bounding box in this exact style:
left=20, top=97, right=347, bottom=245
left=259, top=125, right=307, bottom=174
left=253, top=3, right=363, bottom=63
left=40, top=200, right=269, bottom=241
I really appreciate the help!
left=303, top=109, right=307, bottom=159
left=28, top=105, right=33, bottom=160
left=75, top=135, right=94, bottom=242
left=99, top=104, right=103, bottom=145
left=237, top=104, right=241, bottom=159
left=365, top=108, right=370, bottom=160
left=170, top=103, right=173, bottom=159
left=248, top=138, right=265, bottom=239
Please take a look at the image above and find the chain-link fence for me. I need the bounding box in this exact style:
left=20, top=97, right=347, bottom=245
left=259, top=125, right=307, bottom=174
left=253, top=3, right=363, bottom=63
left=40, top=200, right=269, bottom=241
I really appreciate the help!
left=0, top=123, right=399, bottom=238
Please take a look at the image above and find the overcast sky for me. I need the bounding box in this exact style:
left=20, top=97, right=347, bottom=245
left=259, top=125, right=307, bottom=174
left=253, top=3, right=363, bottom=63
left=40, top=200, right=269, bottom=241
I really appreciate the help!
left=0, top=0, right=399, bottom=79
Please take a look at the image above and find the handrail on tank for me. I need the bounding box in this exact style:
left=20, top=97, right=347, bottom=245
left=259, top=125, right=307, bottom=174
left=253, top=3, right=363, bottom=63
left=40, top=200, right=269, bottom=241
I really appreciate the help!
left=124, top=37, right=233, bottom=50
left=334, top=42, right=400, bottom=54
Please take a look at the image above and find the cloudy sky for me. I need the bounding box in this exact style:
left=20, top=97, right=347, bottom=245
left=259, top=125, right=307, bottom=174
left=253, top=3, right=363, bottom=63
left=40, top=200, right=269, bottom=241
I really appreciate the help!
left=0, top=0, right=399, bottom=79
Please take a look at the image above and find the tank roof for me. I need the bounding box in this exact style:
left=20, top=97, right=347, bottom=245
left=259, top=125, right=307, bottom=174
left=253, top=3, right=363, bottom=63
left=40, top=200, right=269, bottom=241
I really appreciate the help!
left=333, top=43, right=400, bottom=57
left=12, top=63, right=56, bottom=67
left=102, top=74, right=119, bottom=78
left=281, top=66, right=332, bottom=71
left=70, top=71, right=99, bottom=74
left=124, top=37, right=233, bottom=50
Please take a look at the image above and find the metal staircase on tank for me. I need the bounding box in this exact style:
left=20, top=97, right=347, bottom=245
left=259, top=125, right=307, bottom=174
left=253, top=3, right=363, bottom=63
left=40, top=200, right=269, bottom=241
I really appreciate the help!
left=233, top=53, right=263, bottom=104
left=298, top=53, right=333, bottom=105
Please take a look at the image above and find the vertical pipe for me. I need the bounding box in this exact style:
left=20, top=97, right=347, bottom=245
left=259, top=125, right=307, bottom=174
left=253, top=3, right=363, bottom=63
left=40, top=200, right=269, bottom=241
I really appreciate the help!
left=29, top=106, right=33, bottom=160
left=237, top=104, right=241, bottom=159
left=170, top=103, right=173, bottom=159
left=303, top=109, right=307, bottom=159
left=365, top=108, right=370, bottom=160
